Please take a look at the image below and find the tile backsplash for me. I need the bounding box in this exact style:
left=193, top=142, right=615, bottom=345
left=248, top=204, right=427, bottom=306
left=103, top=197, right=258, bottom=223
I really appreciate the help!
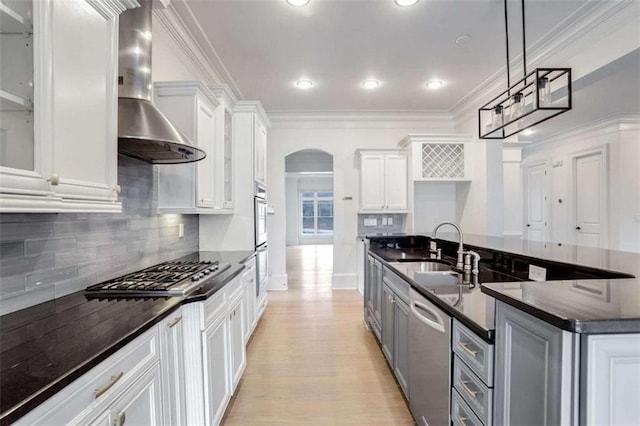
left=357, top=214, right=406, bottom=237
left=0, top=156, right=199, bottom=314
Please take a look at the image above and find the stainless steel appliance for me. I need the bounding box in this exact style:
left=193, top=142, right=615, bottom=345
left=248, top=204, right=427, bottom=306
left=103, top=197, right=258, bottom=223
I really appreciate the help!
left=117, top=0, right=205, bottom=164
left=254, top=182, right=268, bottom=298
left=254, top=182, right=267, bottom=247
left=85, top=260, right=229, bottom=298
left=409, top=287, right=452, bottom=426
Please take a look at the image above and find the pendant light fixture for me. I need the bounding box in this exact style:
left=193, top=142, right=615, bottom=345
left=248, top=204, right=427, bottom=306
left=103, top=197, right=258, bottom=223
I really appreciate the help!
left=478, top=0, right=572, bottom=139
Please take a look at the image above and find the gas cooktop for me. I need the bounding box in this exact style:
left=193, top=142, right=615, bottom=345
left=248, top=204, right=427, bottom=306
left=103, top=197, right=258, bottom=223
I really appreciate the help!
left=85, top=260, right=230, bottom=298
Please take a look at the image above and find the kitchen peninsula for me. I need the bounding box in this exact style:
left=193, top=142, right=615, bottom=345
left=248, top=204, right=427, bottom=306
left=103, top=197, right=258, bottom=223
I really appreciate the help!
left=364, top=233, right=640, bottom=426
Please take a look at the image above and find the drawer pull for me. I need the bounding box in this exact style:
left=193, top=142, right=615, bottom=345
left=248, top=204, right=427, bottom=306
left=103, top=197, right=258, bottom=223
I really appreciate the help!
left=459, top=341, right=478, bottom=358
left=460, top=380, right=478, bottom=398
left=456, top=415, right=467, bottom=426
left=116, top=412, right=126, bottom=426
left=95, top=371, right=124, bottom=398
left=168, top=316, right=182, bottom=328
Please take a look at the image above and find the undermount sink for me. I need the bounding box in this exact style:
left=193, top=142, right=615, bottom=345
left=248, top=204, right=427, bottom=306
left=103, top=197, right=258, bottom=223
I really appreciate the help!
left=390, top=260, right=461, bottom=288
left=399, top=259, right=455, bottom=273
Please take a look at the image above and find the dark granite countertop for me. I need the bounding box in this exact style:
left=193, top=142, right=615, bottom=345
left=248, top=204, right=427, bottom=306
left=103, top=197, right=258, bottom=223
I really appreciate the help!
left=367, top=235, right=640, bottom=337
left=368, top=248, right=520, bottom=341
left=0, top=250, right=254, bottom=425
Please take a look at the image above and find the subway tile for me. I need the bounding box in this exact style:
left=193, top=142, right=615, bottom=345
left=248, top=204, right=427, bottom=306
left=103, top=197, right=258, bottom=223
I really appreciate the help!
left=0, top=241, right=25, bottom=259
left=26, top=265, right=77, bottom=290
left=25, top=237, right=76, bottom=256
left=0, top=275, right=26, bottom=297
left=78, top=259, right=113, bottom=278
left=55, top=247, right=97, bottom=267
left=0, top=286, right=56, bottom=315
left=76, top=233, right=113, bottom=249
left=96, top=244, right=129, bottom=259
left=1, top=253, right=55, bottom=277
left=0, top=222, right=54, bottom=240
left=54, top=273, right=98, bottom=298
left=53, top=221, right=92, bottom=236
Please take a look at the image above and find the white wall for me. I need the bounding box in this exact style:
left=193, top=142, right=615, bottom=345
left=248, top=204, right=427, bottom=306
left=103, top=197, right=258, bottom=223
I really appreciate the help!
left=285, top=174, right=333, bottom=246
left=521, top=116, right=640, bottom=252
left=503, top=147, right=523, bottom=236
left=267, top=114, right=455, bottom=290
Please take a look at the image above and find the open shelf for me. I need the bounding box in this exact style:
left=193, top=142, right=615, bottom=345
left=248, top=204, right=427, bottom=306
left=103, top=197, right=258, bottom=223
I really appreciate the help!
left=0, top=89, right=31, bottom=111
left=0, top=1, right=32, bottom=34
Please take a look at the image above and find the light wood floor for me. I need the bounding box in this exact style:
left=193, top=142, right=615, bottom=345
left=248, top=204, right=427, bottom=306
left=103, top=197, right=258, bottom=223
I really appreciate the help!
left=222, top=245, right=414, bottom=425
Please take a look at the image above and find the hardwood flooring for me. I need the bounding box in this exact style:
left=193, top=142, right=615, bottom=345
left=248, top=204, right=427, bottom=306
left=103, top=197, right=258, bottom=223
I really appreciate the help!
left=222, top=245, right=414, bottom=425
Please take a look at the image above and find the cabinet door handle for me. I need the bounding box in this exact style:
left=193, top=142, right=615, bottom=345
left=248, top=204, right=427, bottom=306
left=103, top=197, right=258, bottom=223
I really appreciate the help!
left=48, top=173, right=60, bottom=186
left=576, top=226, right=581, bottom=230
left=460, top=380, right=478, bottom=398
left=458, top=341, right=477, bottom=358
left=456, top=415, right=467, bottom=426
left=95, top=371, right=124, bottom=398
left=168, top=316, right=182, bottom=328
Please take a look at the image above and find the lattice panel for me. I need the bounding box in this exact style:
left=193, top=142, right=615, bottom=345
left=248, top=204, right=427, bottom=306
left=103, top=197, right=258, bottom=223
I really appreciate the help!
left=421, top=143, right=464, bottom=178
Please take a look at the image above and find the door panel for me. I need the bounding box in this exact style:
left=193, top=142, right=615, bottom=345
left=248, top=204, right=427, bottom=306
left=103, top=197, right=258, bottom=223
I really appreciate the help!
left=360, top=155, right=385, bottom=210
left=385, top=154, right=408, bottom=210
left=575, top=152, right=605, bottom=249
left=525, top=164, right=547, bottom=242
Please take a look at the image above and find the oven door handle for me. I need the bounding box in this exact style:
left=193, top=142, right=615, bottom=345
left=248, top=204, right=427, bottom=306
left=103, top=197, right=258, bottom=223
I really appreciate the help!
left=257, top=245, right=268, bottom=253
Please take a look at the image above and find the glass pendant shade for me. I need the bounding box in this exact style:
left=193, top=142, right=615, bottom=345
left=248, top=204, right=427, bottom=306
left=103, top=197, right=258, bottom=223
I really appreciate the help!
left=537, top=77, right=551, bottom=106
left=492, top=105, right=504, bottom=128
left=510, top=93, right=524, bottom=121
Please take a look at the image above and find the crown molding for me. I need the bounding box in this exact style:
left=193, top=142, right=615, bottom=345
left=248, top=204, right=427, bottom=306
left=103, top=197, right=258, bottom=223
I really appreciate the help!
left=208, top=84, right=238, bottom=109
left=234, top=101, right=272, bottom=129
left=156, top=0, right=244, bottom=100
left=450, top=0, right=637, bottom=123
left=153, top=81, right=220, bottom=109
left=87, top=0, right=139, bottom=19
left=526, top=113, right=640, bottom=150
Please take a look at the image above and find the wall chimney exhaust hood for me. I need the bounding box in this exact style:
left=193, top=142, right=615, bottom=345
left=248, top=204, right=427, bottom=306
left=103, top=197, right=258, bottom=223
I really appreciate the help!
left=117, top=0, right=206, bottom=164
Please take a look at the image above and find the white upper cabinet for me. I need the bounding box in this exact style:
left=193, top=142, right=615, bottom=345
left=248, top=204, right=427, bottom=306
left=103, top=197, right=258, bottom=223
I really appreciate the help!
left=209, top=84, right=237, bottom=213
left=233, top=101, right=270, bottom=187
left=154, top=81, right=221, bottom=214
left=357, top=149, right=408, bottom=212
left=0, top=0, right=133, bottom=213
left=254, top=117, right=267, bottom=186
left=399, top=134, right=471, bottom=182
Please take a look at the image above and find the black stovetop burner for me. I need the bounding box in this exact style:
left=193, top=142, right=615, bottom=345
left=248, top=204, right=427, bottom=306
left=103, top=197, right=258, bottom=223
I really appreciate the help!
left=85, top=260, right=229, bottom=297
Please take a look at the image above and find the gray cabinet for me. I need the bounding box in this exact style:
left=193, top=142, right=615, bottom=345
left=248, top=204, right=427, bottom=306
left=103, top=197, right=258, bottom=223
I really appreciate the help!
left=381, top=268, right=410, bottom=399
left=393, top=297, right=410, bottom=396
left=494, top=301, right=577, bottom=426
left=365, top=255, right=382, bottom=340
left=381, top=284, right=395, bottom=363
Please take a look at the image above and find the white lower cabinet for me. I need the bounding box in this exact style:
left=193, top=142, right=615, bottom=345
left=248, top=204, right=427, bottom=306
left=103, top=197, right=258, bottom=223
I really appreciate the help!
left=16, top=326, right=162, bottom=426
left=202, top=308, right=231, bottom=425
left=229, top=294, right=247, bottom=393
left=242, top=258, right=258, bottom=343
left=160, top=310, right=187, bottom=426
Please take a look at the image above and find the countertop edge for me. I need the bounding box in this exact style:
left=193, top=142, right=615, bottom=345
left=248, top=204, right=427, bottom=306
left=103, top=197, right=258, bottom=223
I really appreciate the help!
left=368, top=251, right=494, bottom=342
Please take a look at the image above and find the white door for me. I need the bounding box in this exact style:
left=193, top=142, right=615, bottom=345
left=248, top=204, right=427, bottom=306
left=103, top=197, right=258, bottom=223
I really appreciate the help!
left=385, top=154, right=408, bottom=210
left=202, top=314, right=230, bottom=425
left=254, top=118, right=267, bottom=184
left=525, top=163, right=547, bottom=242
left=360, top=154, right=385, bottom=210
left=229, top=297, right=247, bottom=393
left=575, top=151, right=607, bottom=249
left=161, top=313, right=186, bottom=426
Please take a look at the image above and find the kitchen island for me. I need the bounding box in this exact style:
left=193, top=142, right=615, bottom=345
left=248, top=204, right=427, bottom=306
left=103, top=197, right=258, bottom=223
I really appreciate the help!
left=364, top=233, right=640, bottom=426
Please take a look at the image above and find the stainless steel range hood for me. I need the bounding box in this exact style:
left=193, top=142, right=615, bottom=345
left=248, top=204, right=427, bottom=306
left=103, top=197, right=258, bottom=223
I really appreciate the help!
left=117, top=0, right=206, bottom=164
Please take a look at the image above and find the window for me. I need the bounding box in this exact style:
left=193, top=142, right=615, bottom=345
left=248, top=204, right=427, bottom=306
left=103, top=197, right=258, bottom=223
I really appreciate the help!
left=301, top=191, right=333, bottom=235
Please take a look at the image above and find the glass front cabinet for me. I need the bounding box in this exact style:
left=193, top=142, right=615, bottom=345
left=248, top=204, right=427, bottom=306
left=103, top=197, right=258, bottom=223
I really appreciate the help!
left=0, top=0, right=135, bottom=213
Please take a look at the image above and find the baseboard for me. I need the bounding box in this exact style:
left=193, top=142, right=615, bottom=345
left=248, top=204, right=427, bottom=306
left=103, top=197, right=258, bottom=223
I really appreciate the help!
left=332, top=273, right=357, bottom=289
left=267, top=274, right=288, bottom=290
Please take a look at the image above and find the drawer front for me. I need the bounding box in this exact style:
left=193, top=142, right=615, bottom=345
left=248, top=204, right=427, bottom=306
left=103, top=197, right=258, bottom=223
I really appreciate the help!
left=453, top=356, right=493, bottom=425
left=452, top=319, right=494, bottom=386
left=382, top=267, right=410, bottom=304
left=226, top=276, right=245, bottom=304
left=451, top=388, right=485, bottom=426
left=204, top=290, right=226, bottom=327
left=17, top=326, right=160, bottom=425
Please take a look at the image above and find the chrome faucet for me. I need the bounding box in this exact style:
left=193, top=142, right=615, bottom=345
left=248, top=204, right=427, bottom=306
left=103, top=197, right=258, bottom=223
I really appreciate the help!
left=431, top=222, right=480, bottom=275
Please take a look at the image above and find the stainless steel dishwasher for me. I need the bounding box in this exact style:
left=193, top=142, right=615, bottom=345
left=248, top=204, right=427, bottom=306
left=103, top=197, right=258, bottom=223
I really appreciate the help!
left=409, top=287, right=452, bottom=426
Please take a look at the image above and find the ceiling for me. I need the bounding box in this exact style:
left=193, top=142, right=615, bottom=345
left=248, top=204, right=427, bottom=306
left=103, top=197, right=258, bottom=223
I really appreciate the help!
left=185, top=0, right=589, bottom=112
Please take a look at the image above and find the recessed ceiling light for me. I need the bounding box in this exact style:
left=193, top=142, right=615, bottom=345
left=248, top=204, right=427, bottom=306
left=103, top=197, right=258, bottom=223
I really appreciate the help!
left=362, top=79, right=380, bottom=89
left=296, top=80, right=313, bottom=89
left=426, top=80, right=444, bottom=90
left=455, top=34, right=472, bottom=45
left=286, top=0, right=310, bottom=6
left=522, top=129, right=533, bottom=136
left=395, top=0, right=419, bottom=6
